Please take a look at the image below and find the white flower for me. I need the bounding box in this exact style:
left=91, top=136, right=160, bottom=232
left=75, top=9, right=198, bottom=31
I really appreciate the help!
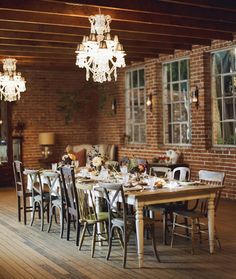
left=92, top=156, right=103, bottom=168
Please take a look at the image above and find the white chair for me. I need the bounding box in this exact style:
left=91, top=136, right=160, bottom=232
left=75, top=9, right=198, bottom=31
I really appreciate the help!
left=171, top=170, right=225, bottom=254
left=172, top=167, right=191, bottom=181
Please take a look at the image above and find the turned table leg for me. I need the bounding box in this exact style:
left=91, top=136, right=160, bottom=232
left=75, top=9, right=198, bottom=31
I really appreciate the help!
left=208, top=194, right=215, bottom=254
left=136, top=201, right=144, bottom=268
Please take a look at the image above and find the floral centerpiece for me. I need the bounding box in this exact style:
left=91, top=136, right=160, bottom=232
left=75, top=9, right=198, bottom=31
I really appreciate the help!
left=87, top=145, right=107, bottom=171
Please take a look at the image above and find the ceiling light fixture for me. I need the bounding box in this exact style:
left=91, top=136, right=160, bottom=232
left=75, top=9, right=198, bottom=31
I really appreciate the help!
left=75, top=11, right=126, bottom=83
left=0, top=58, right=26, bottom=102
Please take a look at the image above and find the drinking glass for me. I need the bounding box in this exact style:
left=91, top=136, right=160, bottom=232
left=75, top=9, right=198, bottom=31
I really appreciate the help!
left=51, top=163, right=58, bottom=171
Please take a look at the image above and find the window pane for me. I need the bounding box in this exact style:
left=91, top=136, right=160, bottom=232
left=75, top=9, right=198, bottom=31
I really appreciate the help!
left=139, top=89, right=145, bottom=106
left=139, top=69, right=145, bottom=87
left=216, top=122, right=223, bottom=144
left=180, top=60, right=187, bottom=80
left=180, top=103, right=188, bottom=121
left=133, top=70, right=138, bottom=88
left=215, top=76, right=222, bottom=97
left=173, top=124, right=180, bottom=143
left=172, top=83, right=179, bottom=101
left=134, top=125, right=139, bottom=142
left=181, top=124, right=189, bottom=143
left=223, top=121, right=235, bottom=144
left=222, top=50, right=231, bottom=73
left=223, top=75, right=233, bottom=97
left=217, top=99, right=223, bottom=121
left=180, top=82, right=188, bottom=101
left=173, top=103, right=181, bottom=121
left=140, top=125, right=146, bottom=142
left=133, top=89, right=138, bottom=106
left=134, top=107, right=144, bottom=123
left=172, top=62, right=179, bottom=81
left=223, top=98, right=234, bottom=120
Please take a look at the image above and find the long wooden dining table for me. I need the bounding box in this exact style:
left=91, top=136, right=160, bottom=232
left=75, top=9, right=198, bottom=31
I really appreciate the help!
left=123, top=183, right=223, bottom=268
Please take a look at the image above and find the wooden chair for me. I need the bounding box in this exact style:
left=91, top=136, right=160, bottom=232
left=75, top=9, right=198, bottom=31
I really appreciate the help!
left=42, top=170, right=65, bottom=238
left=100, top=183, right=160, bottom=268
left=171, top=170, right=225, bottom=254
left=25, top=169, right=50, bottom=231
left=149, top=166, right=171, bottom=178
left=12, top=160, right=32, bottom=225
left=60, top=166, right=80, bottom=246
left=77, top=183, right=109, bottom=257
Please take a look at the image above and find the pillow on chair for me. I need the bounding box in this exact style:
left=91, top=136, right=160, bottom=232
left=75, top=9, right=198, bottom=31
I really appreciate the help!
left=75, top=149, right=86, bottom=166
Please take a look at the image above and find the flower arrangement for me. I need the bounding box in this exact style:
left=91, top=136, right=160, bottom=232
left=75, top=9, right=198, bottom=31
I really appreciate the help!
left=61, top=145, right=76, bottom=165
left=87, top=145, right=107, bottom=171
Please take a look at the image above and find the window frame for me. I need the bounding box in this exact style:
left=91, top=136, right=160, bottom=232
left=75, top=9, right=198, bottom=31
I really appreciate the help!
left=162, top=57, right=191, bottom=146
left=125, top=67, right=146, bottom=144
left=211, top=47, right=236, bottom=147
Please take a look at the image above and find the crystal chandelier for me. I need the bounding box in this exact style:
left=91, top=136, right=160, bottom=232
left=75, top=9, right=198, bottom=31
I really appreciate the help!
left=75, top=12, right=126, bottom=83
left=0, top=58, right=26, bottom=102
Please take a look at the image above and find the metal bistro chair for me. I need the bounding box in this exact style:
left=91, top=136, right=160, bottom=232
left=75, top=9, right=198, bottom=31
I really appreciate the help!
left=13, top=161, right=32, bottom=225
left=100, top=183, right=160, bottom=268
left=171, top=170, right=225, bottom=254
left=148, top=167, right=191, bottom=245
left=43, top=170, right=66, bottom=238
left=25, top=169, right=50, bottom=231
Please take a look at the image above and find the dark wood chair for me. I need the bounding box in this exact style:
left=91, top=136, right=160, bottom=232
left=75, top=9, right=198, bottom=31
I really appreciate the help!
left=12, top=160, right=32, bottom=225
left=42, top=170, right=65, bottom=238
left=100, top=183, right=160, bottom=268
left=60, top=166, right=80, bottom=246
left=171, top=170, right=225, bottom=254
left=24, top=169, right=50, bottom=231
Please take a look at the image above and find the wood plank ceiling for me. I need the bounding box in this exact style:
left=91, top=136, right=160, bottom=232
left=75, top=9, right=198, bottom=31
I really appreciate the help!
left=0, top=0, right=235, bottom=70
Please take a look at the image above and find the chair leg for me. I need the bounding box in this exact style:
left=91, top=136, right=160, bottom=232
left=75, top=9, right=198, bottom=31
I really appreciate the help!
left=17, top=196, right=21, bottom=222
left=40, top=203, right=44, bottom=231
left=151, top=224, right=160, bottom=262
left=106, top=226, right=114, bottom=261
left=191, top=218, right=195, bottom=255
left=47, top=204, right=53, bottom=233
left=60, top=207, right=64, bottom=238
left=30, top=202, right=36, bottom=226
left=91, top=224, right=97, bottom=258
left=123, top=230, right=128, bottom=268
left=162, top=211, right=168, bottom=245
left=76, top=220, right=80, bottom=247
left=79, top=223, right=87, bottom=250
left=66, top=212, right=71, bottom=241
left=170, top=213, right=177, bottom=248
left=23, top=196, right=27, bottom=225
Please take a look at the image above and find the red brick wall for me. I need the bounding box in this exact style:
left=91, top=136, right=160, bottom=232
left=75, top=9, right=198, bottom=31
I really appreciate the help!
left=11, top=38, right=236, bottom=199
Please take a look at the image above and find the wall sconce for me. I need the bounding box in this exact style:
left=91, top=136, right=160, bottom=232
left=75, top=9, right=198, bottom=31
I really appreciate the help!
left=146, top=94, right=152, bottom=112
left=111, top=98, right=117, bottom=114
left=191, top=86, right=199, bottom=109
left=39, top=132, right=55, bottom=159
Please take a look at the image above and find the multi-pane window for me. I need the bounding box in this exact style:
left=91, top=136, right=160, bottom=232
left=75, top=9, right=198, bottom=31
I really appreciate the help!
left=163, top=59, right=191, bottom=144
left=212, top=48, right=236, bottom=145
left=125, top=68, right=146, bottom=143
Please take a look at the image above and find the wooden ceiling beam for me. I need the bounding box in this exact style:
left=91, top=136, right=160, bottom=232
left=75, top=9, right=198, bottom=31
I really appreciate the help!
left=0, top=20, right=211, bottom=46
left=0, top=10, right=232, bottom=41
left=0, top=0, right=235, bottom=33
left=74, top=0, right=236, bottom=22
left=0, top=30, right=192, bottom=50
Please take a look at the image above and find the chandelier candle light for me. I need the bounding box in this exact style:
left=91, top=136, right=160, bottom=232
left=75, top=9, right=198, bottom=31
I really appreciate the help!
left=0, top=58, right=26, bottom=102
left=75, top=12, right=126, bottom=83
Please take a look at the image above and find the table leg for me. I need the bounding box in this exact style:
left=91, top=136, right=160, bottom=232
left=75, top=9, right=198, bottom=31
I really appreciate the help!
left=208, top=194, right=215, bottom=254
left=135, top=201, right=144, bottom=268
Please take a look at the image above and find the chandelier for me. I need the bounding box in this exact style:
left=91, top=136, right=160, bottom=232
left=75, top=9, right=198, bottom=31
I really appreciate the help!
left=75, top=12, right=126, bottom=83
left=0, top=58, right=26, bottom=102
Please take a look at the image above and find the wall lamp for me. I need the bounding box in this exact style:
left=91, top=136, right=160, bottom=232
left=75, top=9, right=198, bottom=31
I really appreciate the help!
left=146, top=93, right=152, bottom=112
left=111, top=98, right=117, bottom=114
left=191, top=86, right=199, bottom=109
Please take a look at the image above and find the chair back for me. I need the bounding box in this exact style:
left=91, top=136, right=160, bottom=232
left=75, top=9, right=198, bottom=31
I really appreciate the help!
left=172, top=167, right=191, bottom=181
left=60, top=166, right=79, bottom=218
left=42, top=171, right=61, bottom=196
left=99, top=183, right=127, bottom=227
left=13, top=160, right=26, bottom=194
left=76, top=183, right=97, bottom=221
left=24, top=169, right=43, bottom=200
left=199, top=170, right=225, bottom=211
left=149, top=166, right=171, bottom=178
